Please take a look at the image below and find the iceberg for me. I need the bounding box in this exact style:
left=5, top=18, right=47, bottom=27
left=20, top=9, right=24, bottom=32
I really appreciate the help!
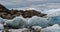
left=32, top=26, right=42, bottom=32
left=0, top=17, right=5, bottom=24
left=47, top=16, right=60, bottom=25
left=6, top=16, right=27, bottom=28
left=47, top=9, right=60, bottom=25
left=0, top=24, right=4, bottom=30
left=28, top=16, right=48, bottom=28
left=47, top=9, right=60, bottom=17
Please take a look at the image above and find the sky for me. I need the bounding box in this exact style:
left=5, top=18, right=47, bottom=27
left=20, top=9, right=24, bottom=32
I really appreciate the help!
left=0, top=0, right=60, bottom=10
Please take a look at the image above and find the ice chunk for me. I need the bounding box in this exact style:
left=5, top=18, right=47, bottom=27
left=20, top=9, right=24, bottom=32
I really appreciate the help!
left=6, top=16, right=27, bottom=28
left=32, top=26, right=42, bottom=30
left=9, top=29, right=23, bottom=32
left=9, top=28, right=32, bottom=32
left=32, top=26, right=42, bottom=32
left=41, top=24, right=60, bottom=32
left=0, top=17, right=5, bottom=24
left=47, top=9, right=60, bottom=17
left=0, top=24, right=4, bottom=30
left=47, top=16, right=60, bottom=25
left=28, top=16, right=49, bottom=28
left=47, top=9, right=60, bottom=25
left=0, top=31, right=2, bottom=32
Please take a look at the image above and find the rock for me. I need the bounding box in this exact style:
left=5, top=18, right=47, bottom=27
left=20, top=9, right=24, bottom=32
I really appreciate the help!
left=9, top=10, right=18, bottom=15
left=0, top=4, right=8, bottom=12
left=41, top=24, right=60, bottom=32
left=0, top=4, right=47, bottom=19
left=1, top=14, right=15, bottom=19
left=28, top=16, right=49, bottom=28
left=21, top=10, right=47, bottom=18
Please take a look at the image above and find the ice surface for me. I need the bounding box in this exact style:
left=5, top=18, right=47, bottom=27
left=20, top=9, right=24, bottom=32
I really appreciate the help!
left=0, top=17, right=5, bottom=24
left=32, top=26, right=42, bottom=30
left=32, top=26, right=42, bottom=31
left=8, top=28, right=32, bottom=32
left=0, top=31, right=2, bottom=32
left=41, top=24, right=60, bottom=32
left=6, top=16, right=27, bottom=28
left=0, top=24, right=4, bottom=30
left=28, top=16, right=49, bottom=28
left=47, top=9, right=60, bottom=25
left=9, top=29, right=23, bottom=32
left=47, top=16, right=60, bottom=25
left=47, top=9, right=60, bottom=17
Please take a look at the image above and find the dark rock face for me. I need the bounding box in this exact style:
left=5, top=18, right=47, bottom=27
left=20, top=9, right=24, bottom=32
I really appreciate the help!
left=0, top=4, right=47, bottom=19
left=20, top=10, right=47, bottom=18
left=0, top=4, right=8, bottom=12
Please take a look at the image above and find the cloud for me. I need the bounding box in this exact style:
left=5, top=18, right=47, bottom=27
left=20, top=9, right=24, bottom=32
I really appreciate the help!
left=47, top=3, right=60, bottom=9
left=0, top=0, right=60, bottom=10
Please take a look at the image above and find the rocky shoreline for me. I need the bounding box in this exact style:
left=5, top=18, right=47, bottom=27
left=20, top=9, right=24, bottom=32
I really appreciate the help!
left=0, top=4, right=47, bottom=19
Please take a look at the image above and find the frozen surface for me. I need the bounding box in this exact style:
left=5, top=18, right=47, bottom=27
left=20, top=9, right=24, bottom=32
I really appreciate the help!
left=3, top=9, right=60, bottom=32
left=9, top=29, right=23, bottom=32
left=41, top=24, right=60, bottom=32
left=28, top=16, right=48, bottom=28
left=0, top=24, right=4, bottom=30
left=32, top=26, right=42, bottom=30
left=0, top=31, right=3, bottom=32
left=47, top=9, right=60, bottom=17
left=8, top=28, right=32, bottom=32
left=47, top=9, right=60, bottom=25
left=6, top=16, right=27, bottom=28
left=47, top=16, right=60, bottom=25
left=32, top=26, right=42, bottom=31
left=0, top=17, right=5, bottom=24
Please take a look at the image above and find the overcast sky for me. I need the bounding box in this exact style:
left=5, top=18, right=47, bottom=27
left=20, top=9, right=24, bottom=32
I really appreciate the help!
left=0, top=0, right=60, bottom=10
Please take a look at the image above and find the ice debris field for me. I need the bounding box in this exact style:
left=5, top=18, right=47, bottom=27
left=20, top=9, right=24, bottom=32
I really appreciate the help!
left=0, top=9, right=60, bottom=32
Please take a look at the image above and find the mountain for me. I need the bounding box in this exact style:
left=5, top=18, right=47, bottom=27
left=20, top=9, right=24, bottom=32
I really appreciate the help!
left=0, top=4, right=47, bottom=19
left=0, top=4, right=8, bottom=12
